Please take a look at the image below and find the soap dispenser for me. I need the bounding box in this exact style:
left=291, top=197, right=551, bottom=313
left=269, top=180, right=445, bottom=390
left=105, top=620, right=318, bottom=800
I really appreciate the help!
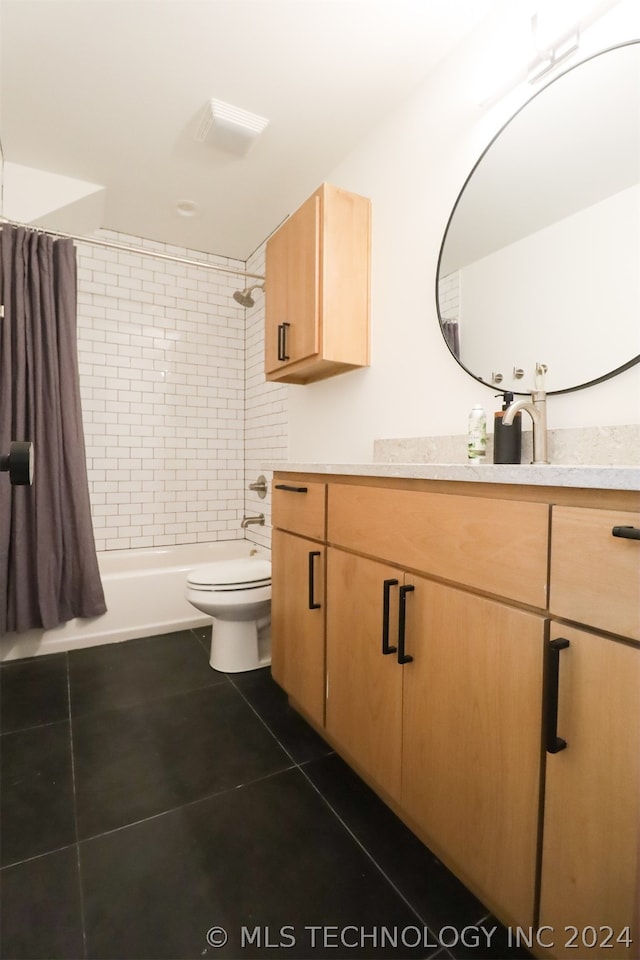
left=493, top=392, right=522, bottom=464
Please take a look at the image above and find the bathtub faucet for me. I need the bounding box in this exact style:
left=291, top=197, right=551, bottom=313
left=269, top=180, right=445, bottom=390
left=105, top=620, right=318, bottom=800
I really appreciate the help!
left=241, top=513, right=265, bottom=528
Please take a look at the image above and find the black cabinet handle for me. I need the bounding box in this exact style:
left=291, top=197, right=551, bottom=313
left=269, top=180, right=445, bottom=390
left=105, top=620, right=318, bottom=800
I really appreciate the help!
left=398, top=584, right=414, bottom=665
left=274, top=484, right=308, bottom=494
left=546, top=637, right=570, bottom=754
left=612, top=525, right=640, bottom=540
left=382, top=579, right=399, bottom=655
left=308, top=551, right=321, bottom=610
left=277, top=322, right=290, bottom=362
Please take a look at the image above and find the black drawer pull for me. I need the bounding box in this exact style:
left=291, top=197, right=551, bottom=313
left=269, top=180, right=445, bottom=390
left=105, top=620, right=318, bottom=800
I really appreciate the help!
left=382, top=579, right=399, bottom=655
left=277, top=322, right=290, bottom=362
left=612, top=525, right=640, bottom=540
left=274, top=484, right=308, bottom=494
left=308, top=551, right=321, bottom=610
left=398, top=584, right=414, bottom=665
left=546, top=637, right=570, bottom=754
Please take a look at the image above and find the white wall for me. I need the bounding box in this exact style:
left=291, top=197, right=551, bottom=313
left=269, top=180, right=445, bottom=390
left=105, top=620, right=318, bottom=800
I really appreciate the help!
left=286, top=1, right=640, bottom=463
left=460, top=184, right=640, bottom=392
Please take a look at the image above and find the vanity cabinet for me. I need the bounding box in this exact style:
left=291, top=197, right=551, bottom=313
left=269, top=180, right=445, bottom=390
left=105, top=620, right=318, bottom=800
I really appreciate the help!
left=270, top=481, right=327, bottom=728
left=325, top=487, right=547, bottom=928
left=271, top=472, right=640, bottom=956
left=539, top=624, right=639, bottom=960
left=264, top=183, right=371, bottom=384
left=537, top=505, right=640, bottom=958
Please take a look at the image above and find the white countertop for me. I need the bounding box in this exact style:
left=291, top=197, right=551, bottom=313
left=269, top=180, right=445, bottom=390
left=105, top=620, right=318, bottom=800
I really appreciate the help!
left=264, top=462, right=640, bottom=491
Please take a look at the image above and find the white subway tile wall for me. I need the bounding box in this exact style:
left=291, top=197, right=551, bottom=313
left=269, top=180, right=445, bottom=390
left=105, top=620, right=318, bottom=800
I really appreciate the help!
left=438, top=270, right=460, bottom=322
left=76, top=231, right=249, bottom=552
left=243, top=243, right=288, bottom=550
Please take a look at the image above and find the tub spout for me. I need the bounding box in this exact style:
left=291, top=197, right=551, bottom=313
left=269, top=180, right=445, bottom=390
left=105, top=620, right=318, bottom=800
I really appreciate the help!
left=241, top=513, right=265, bottom=528
left=503, top=390, right=549, bottom=464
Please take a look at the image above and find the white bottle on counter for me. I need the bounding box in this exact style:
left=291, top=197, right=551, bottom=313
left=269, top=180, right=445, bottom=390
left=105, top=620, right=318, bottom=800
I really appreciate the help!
left=467, top=404, right=487, bottom=462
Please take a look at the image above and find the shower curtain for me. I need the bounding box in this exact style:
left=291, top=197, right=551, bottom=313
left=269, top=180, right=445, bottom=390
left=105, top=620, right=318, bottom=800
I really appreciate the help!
left=0, top=226, right=106, bottom=633
left=441, top=319, right=460, bottom=359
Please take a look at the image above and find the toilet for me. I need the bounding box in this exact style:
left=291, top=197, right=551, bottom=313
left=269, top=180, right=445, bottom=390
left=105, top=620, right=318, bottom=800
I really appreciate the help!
left=185, top=557, right=272, bottom=672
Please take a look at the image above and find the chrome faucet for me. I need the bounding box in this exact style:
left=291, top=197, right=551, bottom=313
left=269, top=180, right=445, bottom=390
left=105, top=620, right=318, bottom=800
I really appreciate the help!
left=241, top=513, right=265, bottom=528
left=503, top=389, right=549, bottom=464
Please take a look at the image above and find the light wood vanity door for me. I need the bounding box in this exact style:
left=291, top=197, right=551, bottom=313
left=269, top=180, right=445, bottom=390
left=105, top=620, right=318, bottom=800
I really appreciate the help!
left=326, top=548, right=403, bottom=802
left=540, top=625, right=639, bottom=958
left=271, top=530, right=325, bottom=728
left=401, top=579, right=545, bottom=928
left=550, top=505, right=640, bottom=640
left=272, top=479, right=326, bottom=541
left=328, top=484, right=549, bottom=608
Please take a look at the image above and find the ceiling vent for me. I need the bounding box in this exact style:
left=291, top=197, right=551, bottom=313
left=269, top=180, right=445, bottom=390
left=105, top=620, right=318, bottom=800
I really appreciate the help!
left=195, top=98, right=270, bottom=156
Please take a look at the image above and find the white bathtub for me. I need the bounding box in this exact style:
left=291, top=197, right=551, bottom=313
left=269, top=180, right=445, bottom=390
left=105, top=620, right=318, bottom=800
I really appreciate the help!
left=0, top=540, right=270, bottom=662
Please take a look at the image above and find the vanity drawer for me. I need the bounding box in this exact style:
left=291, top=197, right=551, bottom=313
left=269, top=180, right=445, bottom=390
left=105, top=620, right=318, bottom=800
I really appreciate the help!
left=272, top=478, right=326, bottom=541
left=550, top=505, right=640, bottom=641
left=327, top=484, right=549, bottom=608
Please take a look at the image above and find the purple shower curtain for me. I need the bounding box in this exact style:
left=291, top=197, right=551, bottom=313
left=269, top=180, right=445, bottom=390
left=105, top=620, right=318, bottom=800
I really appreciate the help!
left=0, top=226, right=106, bottom=633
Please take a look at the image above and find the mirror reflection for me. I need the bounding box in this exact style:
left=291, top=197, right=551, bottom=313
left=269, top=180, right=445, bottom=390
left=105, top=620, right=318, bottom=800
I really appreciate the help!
left=437, top=41, right=640, bottom=394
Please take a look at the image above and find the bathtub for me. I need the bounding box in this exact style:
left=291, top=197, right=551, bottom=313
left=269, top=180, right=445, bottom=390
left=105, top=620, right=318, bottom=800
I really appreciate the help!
left=0, top=540, right=270, bottom=662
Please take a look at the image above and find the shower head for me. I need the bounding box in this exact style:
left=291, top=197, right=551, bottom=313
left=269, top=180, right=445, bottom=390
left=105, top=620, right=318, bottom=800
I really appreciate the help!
left=233, top=283, right=264, bottom=308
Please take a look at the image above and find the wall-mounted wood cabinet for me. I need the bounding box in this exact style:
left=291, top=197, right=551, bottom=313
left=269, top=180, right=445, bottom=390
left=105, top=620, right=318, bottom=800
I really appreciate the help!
left=264, top=183, right=370, bottom=384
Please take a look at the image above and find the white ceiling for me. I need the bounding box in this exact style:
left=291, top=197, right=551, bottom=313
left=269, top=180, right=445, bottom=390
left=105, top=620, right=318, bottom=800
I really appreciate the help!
left=0, top=0, right=500, bottom=260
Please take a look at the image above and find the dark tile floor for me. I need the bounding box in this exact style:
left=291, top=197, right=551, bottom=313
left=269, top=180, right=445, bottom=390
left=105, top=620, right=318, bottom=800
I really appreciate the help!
left=0, top=629, right=531, bottom=960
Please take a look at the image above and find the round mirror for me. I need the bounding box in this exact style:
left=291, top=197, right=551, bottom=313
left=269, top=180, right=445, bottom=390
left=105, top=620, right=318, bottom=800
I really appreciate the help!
left=436, top=41, right=640, bottom=395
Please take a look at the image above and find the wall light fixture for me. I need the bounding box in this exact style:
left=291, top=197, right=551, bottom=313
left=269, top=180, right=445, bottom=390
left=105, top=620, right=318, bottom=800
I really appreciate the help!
left=474, top=0, right=622, bottom=104
left=528, top=0, right=621, bottom=84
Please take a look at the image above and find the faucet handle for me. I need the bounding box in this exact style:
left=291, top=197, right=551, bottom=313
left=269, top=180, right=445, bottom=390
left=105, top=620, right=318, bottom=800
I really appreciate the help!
left=248, top=475, right=268, bottom=498
left=534, top=362, right=548, bottom=390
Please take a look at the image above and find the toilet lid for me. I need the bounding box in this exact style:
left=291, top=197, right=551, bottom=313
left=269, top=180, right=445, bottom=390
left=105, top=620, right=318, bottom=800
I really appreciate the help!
left=187, top=557, right=271, bottom=588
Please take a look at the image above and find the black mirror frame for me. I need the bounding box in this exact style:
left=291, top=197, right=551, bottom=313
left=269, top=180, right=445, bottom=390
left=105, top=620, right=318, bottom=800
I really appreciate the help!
left=435, top=40, right=640, bottom=397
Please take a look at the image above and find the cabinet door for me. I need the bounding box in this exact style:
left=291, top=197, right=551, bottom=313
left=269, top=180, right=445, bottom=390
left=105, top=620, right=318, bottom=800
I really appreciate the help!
left=401, top=578, right=545, bottom=928
left=325, top=548, right=404, bottom=802
left=265, top=192, right=319, bottom=375
left=539, top=624, right=639, bottom=959
left=271, top=529, right=325, bottom=728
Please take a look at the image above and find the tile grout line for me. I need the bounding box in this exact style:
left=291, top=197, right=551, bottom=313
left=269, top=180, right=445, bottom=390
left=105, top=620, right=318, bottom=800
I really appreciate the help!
left=70, top=762, right=298, bottom=848
left=66, top=652, right=89, bottom=960
left=226, top=673, right=299, bottom=766
left=0, top=716, right=71, bottom=737
left=0, top=840, right=79, bottom=873
left=295, top=759, right=435, bottom=938
left=69, top=675, right=227, bottom=720
left=226, top=674, right=437, bottom=943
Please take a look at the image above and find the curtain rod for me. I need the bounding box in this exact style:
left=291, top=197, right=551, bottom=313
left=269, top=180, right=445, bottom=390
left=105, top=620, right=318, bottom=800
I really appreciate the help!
left=0, top=217, right=265, bottom=281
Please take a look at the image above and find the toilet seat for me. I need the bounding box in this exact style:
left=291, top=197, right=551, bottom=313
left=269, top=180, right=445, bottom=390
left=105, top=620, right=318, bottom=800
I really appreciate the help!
left=186, top=558, right=271, bottom=592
